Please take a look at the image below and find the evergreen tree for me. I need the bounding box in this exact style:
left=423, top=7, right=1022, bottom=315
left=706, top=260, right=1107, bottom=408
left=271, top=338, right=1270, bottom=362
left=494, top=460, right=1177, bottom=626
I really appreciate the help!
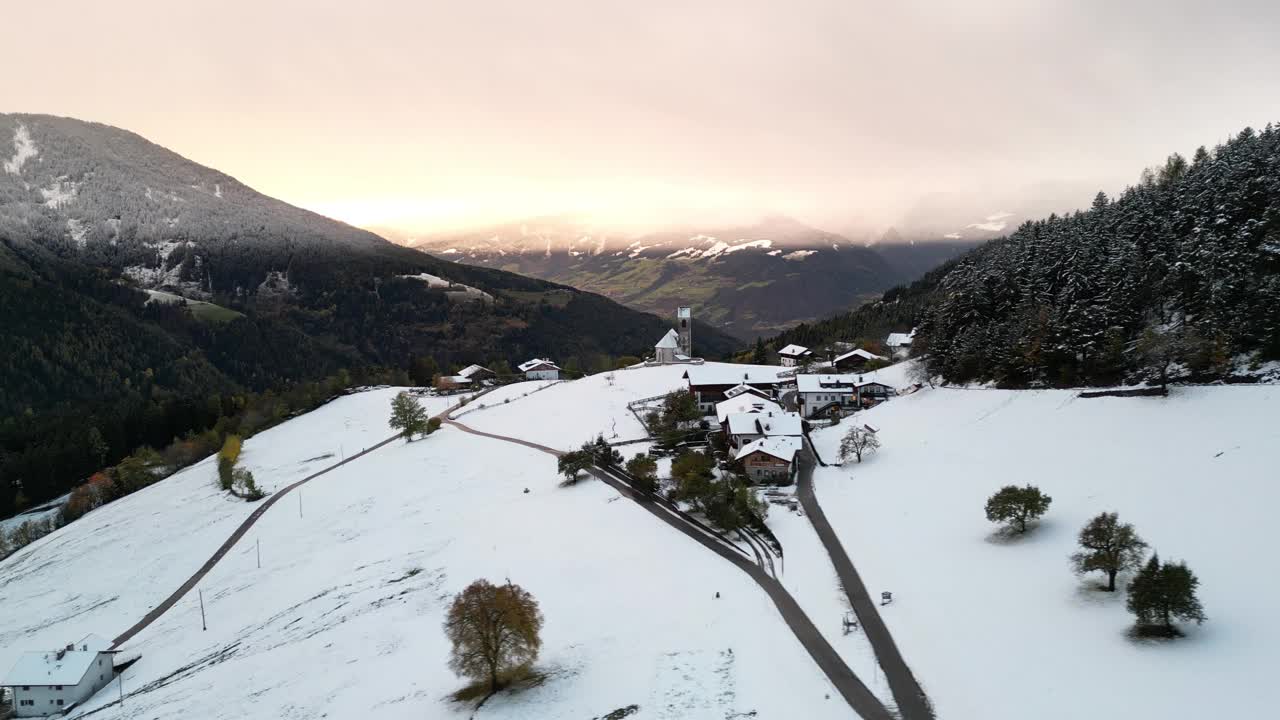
left=1126, top=554, right=1207, bottom=635
left=388, top=391, right=429, bottom=441
left=1070, top=512, right=1148, bottom=591
left=984, top=485, right=1052, bottom=534
left=556, top=450, right=592, bottom=485
left=752, top=337, right=768, bottom=365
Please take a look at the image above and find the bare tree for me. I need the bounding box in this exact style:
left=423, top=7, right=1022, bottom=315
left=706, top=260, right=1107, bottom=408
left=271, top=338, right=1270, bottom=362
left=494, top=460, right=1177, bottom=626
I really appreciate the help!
left=839, top=426, right=881, bottom=464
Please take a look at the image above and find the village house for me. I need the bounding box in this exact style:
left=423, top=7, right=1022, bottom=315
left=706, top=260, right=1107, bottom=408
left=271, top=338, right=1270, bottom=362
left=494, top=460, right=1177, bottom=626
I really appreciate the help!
left=714, top=386, right=783, bottom=425
left=457, top=364, right=497, bottom=384
left=518, top=359, right=561, bottom=381
left=724, top=410, right=803, bottom=449
left=831, top=348, right=888, bottom=372
left=3, top=635, right=117, bottom=717
left=735, top=435, right=803, bottom=483
left=683, top=366, right=788, bottom=413
left=777, top=344, right=812, bottom=367
left=886, top=330, right=915, bottom=359
left=796, top=373, right=896, bottom=418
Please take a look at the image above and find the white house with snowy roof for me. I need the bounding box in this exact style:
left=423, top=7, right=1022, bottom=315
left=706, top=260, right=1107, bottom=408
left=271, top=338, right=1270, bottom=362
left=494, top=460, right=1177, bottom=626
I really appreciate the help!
left=796, top=373, right=896, bottom=418
left=3, top=635, right=117, bottom=717
left=518, top=359, right=561, bottom=381
left=777, top=344, right=812, bottom=367
left=885, top=330, right=916, bottom=358
left=715, top=392, right=783, bottom=425
left=724, top=410, right=803, bottom=449
left=735, top=435, right=804, bottom=483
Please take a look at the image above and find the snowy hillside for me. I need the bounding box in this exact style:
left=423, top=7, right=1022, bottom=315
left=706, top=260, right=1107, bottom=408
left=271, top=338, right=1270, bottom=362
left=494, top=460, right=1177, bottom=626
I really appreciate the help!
left=808, top=385, right=1280, bottom=720
left=0, top=381, right=853, bottom=720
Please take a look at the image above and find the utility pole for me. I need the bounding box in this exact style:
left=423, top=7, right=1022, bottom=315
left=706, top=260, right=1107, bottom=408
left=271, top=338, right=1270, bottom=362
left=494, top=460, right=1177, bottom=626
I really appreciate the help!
left=256, top=538, right=261, bottom=569
left=298, top=491, right=303, bottom=519
left=199, top=589, right=207, bottom=631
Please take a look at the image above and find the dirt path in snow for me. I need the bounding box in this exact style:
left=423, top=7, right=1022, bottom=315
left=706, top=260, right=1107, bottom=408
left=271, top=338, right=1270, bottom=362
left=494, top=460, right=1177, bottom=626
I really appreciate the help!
left=445, top=418, right=894, bottom=720
left=110, top=395, right=477, bottom=650
left=797, top=439, right=935, bottom=720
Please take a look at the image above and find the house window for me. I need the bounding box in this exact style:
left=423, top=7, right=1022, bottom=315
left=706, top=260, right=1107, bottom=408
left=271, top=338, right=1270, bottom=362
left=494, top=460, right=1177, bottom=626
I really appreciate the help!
left=22, top=685, right=30, bottom=690
left=54, top=685, right=63, bottom=690
left=57, top=699, right=65, bottom=706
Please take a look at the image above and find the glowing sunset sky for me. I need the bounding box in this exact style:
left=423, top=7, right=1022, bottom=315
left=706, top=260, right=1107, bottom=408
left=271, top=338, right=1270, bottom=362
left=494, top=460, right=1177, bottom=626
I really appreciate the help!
left=10, top=0, right=1280, bottom=234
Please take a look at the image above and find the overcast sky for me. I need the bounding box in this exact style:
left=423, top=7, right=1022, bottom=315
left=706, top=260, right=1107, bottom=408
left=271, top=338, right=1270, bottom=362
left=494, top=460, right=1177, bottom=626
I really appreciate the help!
left=9, top=0, right=1280, bottom=235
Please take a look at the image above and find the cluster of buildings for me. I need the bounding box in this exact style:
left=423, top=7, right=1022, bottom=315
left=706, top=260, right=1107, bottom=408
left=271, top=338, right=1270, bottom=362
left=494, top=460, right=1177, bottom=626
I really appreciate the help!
left=682, top=327, right=913, bottom=483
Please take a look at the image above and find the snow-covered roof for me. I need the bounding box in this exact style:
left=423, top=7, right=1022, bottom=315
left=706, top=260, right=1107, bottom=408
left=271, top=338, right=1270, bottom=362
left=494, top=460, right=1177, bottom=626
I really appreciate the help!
left=2, top=635, right=114, bottom=687
left=725, top=411, right=803, bottom=438
left=778, top=344, right=810, bottom=358
left=684, top=366, right=785, bottom=387
left=518, top=359, right=560, bottom=373
left=458, top=364, right=492, bottom=379
left=796, top=374, right=859, bottom=393
left=833, top=348, right=887, bottom=364
left=735, top=435, right=803, bottom=463
left=716, top=396, right=784, bottom=424
left=655, top=329, right=680, bottom=349
left=443, top=375, right=472, bottom=385
left=723, top=382, right=768, bottom=400
left=886, top=331, right=916, bottom=347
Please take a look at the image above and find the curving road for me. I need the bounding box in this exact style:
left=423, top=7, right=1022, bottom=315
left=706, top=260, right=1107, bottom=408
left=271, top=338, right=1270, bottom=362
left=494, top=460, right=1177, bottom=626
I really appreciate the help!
left=797, top=439, right=935, bottom=720
left=110, top=395, right=475, bottom=650
left=446, top=418, right=895, bottom=720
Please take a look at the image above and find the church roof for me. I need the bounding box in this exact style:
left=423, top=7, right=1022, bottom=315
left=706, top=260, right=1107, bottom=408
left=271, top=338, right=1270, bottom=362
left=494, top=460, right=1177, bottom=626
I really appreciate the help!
left=655, top=329, right=680, bottom=349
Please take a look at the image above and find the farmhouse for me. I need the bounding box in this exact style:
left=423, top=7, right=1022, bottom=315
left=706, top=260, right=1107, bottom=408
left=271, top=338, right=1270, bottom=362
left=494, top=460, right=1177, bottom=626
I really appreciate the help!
left=457, top=364, right=496, bottom=384
left=796, top=374, right=896, bottom=418
left=2, top=635, right=117, bottom=717
left=724, top=410, right=803, bottom=449
left=886, top=330, right=915, bottom=358
left=518, top=359, right=561, bottom=381
left=831, top=348, right=888, bottom=372
left=683, top=366, right=788, bottom=413
left=777, top=344, right=812, bottom=367
left=735, top=436, right=803, bottom=483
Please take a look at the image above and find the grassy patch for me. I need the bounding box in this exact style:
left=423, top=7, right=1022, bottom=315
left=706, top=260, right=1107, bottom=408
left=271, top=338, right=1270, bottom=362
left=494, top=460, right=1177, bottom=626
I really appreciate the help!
left=500, top=289, right=573, bottom=308
left=188, top=300, right=243, bottom=323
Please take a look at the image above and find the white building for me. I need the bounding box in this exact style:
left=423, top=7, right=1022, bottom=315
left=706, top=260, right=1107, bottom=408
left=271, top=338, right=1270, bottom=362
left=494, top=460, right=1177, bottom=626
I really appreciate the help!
left=3, top=635, right=117, bottom=717
left=724, top=410, right=804, bottom=449
left=796, top=374, right=896, bottom=418
left=654, top=329, right=681, bottom=364
left=886, top=330, right=916, bottom=358
left=715, top=392, right=783, bottom=425
left=777, top=344, right=812, bottom=367
left=518, top=359, right=561, bottom=381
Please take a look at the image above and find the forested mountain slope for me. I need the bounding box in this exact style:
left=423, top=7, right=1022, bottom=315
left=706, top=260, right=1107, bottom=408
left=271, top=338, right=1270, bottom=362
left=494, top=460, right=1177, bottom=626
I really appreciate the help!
left=0, top=114, right=740, bottom=518
left=771, top=124, right=1280, bottom=386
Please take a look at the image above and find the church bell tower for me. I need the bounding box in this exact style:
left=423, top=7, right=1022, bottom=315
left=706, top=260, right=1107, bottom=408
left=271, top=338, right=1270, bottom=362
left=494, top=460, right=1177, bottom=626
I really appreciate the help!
left=677, top=306, right=692, bottom=357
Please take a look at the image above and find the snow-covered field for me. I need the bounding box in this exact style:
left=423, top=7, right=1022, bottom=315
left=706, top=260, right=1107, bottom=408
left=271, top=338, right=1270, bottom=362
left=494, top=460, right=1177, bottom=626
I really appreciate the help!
left=449, top=379, right=558, bottom=419
left=809, top=384, right=1280, bottom=720
left=0, top=382, right=853, bottom=719
left=0, top=389, right=456, bottom=665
